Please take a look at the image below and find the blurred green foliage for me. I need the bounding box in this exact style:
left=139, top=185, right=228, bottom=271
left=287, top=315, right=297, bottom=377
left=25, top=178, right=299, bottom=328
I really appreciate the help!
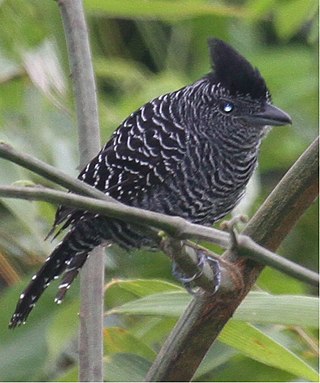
left=0, top=0, right=318, bottom=381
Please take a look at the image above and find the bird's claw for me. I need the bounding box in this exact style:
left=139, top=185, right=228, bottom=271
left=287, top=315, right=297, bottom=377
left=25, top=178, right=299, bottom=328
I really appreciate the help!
left=172, top=250, right=221, bottom=295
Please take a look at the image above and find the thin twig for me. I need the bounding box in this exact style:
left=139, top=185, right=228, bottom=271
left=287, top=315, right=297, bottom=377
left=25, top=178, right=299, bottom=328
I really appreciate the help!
left=0, top=142, right=112, bottom=201
left=0, top=143, right=232, bottom=246
left=0, top=136, right=318, bottom=380
left=145, top=136, right=319, bottom=381
left=237, top=236, right=319, bottom=286
left=57, top=0, right=104, bottom=381
left=0, top=184, right=229, bottom=247
left=5, top=143, right=313, bottom=286
left=0, top=185, right=318, bottom=287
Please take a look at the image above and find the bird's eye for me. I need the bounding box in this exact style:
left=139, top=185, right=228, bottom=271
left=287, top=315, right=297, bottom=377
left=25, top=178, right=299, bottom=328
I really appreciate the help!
left=220, top=101, right=234, bottom=114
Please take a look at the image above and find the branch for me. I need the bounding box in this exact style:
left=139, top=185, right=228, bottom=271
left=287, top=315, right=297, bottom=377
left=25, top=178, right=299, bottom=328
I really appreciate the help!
left=57, top=1, right=103, bottom=381
left=3, top=142, right=317, bottom=287
left=0, top=142, right=231, bottom=247
left=0, top=185, right=318, bottom=287
left=0, top=142, right=111, bottom=201
left=0, top=137, right=318, bottom=379
left=0, top=184, right=229, bottom=246
left=145, top=136, right=319, bottom=382
left=237, top=236, right=319, bottom=286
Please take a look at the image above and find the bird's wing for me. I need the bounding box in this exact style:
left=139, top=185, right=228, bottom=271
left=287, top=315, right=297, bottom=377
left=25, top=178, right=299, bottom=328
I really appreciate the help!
left=51, top=95, right=188, bottom=232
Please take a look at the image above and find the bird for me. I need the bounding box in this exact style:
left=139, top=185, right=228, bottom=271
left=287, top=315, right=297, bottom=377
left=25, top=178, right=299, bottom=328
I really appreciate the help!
left=9, top=38, right=291, bottom=328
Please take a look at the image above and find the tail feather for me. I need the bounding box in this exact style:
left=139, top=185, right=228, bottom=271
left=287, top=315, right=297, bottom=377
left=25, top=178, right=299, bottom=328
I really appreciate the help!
left=9, top=224, right=101, bottom=328
left=9, top=215, right=153, bottom=328
left=55, top=253, right=89, bottom=304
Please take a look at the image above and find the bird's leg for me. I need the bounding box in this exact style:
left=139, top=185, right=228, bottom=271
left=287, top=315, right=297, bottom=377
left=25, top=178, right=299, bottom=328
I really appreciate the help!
left=172, top=250, right=221, bottom=295
left=160, top=233, right=222, bottom=294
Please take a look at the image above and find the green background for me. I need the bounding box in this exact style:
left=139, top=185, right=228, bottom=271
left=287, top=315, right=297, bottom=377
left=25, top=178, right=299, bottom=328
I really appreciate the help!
left=0, top=0, right=318, bottom=381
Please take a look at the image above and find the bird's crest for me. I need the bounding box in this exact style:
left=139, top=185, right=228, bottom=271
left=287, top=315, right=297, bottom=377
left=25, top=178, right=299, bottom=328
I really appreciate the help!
left=208, top=38, right=268, bottom=100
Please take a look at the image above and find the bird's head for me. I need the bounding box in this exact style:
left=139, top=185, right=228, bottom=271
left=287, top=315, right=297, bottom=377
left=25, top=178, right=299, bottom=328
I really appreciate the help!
left=194, top=39, right=291, bottom=133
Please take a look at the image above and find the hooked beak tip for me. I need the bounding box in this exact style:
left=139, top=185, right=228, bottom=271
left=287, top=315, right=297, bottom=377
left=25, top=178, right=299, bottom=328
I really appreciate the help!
left=244, top=104, right=292, bottom=127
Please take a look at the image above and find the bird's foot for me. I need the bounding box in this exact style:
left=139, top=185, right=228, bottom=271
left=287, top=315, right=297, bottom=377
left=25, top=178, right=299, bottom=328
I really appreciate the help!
left=172, top=249, right=221, bottom=295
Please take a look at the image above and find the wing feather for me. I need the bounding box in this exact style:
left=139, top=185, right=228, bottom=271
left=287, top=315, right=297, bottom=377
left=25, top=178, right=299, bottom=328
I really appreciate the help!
left=51, top=94, right=187, bottom=234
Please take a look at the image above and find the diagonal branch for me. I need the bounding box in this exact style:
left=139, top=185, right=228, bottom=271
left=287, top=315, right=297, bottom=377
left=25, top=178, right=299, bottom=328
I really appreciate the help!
left=0, top=135, right=318, bottom=380
left=0, top=185, right=318, bottom=287
left=145, top=136, right=319, bottom=382
left=0, top=142, right=112, bottom=201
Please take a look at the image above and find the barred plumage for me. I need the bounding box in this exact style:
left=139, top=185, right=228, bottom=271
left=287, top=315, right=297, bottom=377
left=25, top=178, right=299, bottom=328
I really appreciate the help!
left=9, top=38, right=291, bottom=328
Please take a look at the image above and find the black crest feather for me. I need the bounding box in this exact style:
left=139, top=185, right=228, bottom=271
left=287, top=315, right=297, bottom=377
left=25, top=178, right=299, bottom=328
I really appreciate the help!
left=208, top=38, right=268, bottom=100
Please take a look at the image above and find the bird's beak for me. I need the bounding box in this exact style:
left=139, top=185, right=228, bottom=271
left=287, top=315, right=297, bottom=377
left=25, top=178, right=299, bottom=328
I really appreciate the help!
left=243, top=104, right=292, bottom=127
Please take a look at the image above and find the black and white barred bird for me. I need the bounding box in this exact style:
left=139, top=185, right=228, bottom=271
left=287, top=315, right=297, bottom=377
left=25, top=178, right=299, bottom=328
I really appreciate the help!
left=9, top=38, right=291, bottom=328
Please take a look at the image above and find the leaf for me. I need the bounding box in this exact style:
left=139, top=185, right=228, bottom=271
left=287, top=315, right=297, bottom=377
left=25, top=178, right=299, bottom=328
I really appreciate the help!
left=202, top=353, right=295, bottom=382
left=106, top=284, right=318, bottom=380
left=0, top=321, right=49, bottom=381
left=0, top=280, right=59, bottom=381
left=103, top=327, right=156, bottom=361
left=274, top=0, right=318, bottom=40
left=130, top=316, right=178, bottom=345
left=245, top=0, right=277, bottom=18
left=107, top=291, right=189, bottom=317
left=108, top=290, right=319, bottom=328
left=258, top=266, right=306, bottom=295
left=106, top=278, right=182, bottom=297
left=22, top=40, right=67, bottom=109
left=0, top=53, right=22, bottom=83
left=94, top=57, right=149, bottom=90
left=56, top=366, right=79, bottom=382
left=219, top=321, right=319, bottom=382
left=46, top=299, right=79, bottom=364
left=234, top=292, right=319, bottom=328
left=84, top=0, right=245, bottom=20
left=0, top=275, right=80, bottom=381
left=193, top=341, right=237, bottom=380
left=104, top=353, right=151, bottom=382
left=0, top=161, right=48, bottom=250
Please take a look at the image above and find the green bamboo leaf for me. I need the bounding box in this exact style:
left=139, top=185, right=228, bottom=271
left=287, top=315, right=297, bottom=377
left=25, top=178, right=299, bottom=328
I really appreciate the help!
left=46, top=299, right=79, bottom=365
left=0, top=280, right=60, bottom=381
left=219, top=321, right=319, bottom=382
left=103, top=327, right=156, bottom=361
left=84, top=0, right=245, bottom=20
left=108, top=290, right=319, bottom=328
left=104, top=353, right=151, bottom=382
left=201, top=353, right=296, bottom=382
left=105, top=278, right=183, bottom=311
left=56, top=366, right=78, bottom=382
left=94, top=57, right=149, bottom=88
left=106, top=278, right=182, bottom=298
left=234, top=292, right=319, bottom=327
left=130, top=316, right=178, bottom=345
left=107, top=291, right=189, bottom=317
left=193, top=341, right=237, bottom=379
left=245, top=0, right=277, bottom=18
left=274, top=0, right=318, bottom=40
left=0, top=161, right=48, bottom=251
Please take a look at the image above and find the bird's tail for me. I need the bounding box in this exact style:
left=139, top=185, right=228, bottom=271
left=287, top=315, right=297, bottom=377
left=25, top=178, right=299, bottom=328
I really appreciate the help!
left=9, top=221, right=102, bottom=328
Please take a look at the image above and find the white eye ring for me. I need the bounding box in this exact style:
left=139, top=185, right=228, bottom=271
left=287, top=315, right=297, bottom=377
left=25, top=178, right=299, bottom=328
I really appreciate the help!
left=222, top=101, right=234, bottom=113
